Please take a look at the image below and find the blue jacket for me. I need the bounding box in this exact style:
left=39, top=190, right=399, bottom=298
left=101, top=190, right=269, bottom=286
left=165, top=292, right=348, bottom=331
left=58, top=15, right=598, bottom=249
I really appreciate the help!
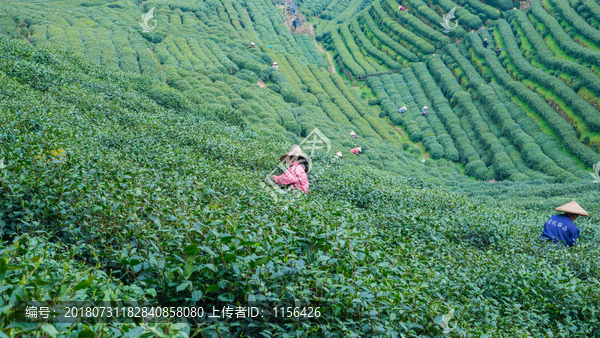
left=540, top=214, right=580, bottom=246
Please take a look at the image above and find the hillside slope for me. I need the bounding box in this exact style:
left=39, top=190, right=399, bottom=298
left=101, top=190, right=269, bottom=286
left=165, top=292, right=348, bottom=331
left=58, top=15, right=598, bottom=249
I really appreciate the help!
left=2, top=33, right=600, bottom=337
left=2, top=0, right=600, bottom=336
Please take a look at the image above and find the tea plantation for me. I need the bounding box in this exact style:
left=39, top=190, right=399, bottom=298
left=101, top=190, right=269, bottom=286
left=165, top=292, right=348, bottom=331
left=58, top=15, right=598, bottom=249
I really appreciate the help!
left=1, top=0, right=600, bottom=336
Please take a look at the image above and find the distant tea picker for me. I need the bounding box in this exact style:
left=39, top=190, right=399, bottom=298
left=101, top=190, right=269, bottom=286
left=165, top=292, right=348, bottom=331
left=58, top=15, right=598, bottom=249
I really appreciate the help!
left=350, top=130, right=357, bottom=139
left=350, top=147, right=362, bottom=155
left=271, top=145, right=310, bottom=193
left=539, top=201, right=588, bottom=247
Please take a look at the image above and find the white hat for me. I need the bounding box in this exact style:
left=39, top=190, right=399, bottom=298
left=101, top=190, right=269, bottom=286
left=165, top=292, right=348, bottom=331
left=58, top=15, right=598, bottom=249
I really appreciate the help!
left=350, top=131, right=356, bottom=135
left=555, top=201, right=589, bottom=217
left=423, top=106, right=428, bottom=109
left=336, top=151, right=343, bottom=157
left=357, top=147, right=362, bottom=152
left=273, top=62, right=277, bottom=65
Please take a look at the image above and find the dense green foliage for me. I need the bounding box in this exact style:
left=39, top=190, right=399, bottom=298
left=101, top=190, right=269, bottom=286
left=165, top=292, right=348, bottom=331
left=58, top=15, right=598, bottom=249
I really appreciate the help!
left=360, top=9, right=420, bottom=62
left=3, top=0, right=600, bottom=335
left=484, top=0, right=513, bottom=11
left=331, top=26, right=367, bottom=75
left=403, top=0, right=467, bottom=38
left=463, top=0, right=501, bottom=20
left=548, top=0, right=600, bottom=46
left=425, top=57, right=490, bottom=178
left=514, top=10, right=600, bottom=96
left=530, top=0, right=600, bottom=68
left=409, top=64, right=461, bottom=162
left=294, top=34, right=329, bottom=68
left=464, top=32, right=600, bottom=167
left=431, top=0, right=483, bottom=29
left=497, top=19, right=600, bottom=132
left=298, top=0, right=334, bottom=16
left=350, top=17, right=403, bottom=70
left=389, top=74, right=426, bottom=141
left=340, top=24, right=380, bottom=73
left=443, top=45, right=581, bottom=181
left=384, top=0, right=451, bottom=45
left=371, top=1, right=435, bottom=54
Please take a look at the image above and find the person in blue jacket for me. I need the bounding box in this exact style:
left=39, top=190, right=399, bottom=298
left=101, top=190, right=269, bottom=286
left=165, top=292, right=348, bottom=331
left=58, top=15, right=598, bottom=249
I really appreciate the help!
left=540, top=201, right=588, bottom=247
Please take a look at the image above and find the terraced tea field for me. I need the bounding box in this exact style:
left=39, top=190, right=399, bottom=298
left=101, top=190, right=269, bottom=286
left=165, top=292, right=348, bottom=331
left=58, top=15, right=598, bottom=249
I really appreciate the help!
left=2, top=0, right=600, bottom=335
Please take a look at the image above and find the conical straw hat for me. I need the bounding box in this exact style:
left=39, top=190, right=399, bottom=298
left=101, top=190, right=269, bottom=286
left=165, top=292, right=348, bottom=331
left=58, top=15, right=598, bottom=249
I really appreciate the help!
left=357, top=147, right=362, bottom=152
left=350, top=131, right=356, bottom=136
left=279, top=145, right=311, bottom=173
left=336, top=151, right=343, bottom=157
left=555, top=201, right=589, bottom=217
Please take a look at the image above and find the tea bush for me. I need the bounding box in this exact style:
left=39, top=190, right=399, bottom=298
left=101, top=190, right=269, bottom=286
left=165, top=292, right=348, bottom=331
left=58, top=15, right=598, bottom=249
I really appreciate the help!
left=360, top=10, right=419, bottom=62
left=465, top=0, right=501, bottom=20
left=441, top=46, right=580, bottom=181
left=384, top=0, right=452, bottom=45
left=371, top=1, right=435, bottom=54
left=514, top=10, right=600, bottom=96
left=548, top=0, right=600, bottom=46
left=339, top=24, right=379, bottom=74
left=401, top=68, right=455, bottom=160
left=431, top=0, right=483, bottom=29
left=403, top=0, right=467, bottom=38
left=331, top=27, right=366, bottom=76
left=465, top=32, right=600, bottom=167
left=530, top=0, right=600, bottom=68
left=3, top=0, right=600, bottom=335
left=498, top=19, right=600, bottom=132
left=350, top=17, right=403, bottom=70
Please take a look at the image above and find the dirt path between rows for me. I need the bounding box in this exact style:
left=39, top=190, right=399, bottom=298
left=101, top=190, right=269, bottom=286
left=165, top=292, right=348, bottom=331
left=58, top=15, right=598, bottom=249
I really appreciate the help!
left=308, top=23, right=336, bottom=74
left=315, top=42, right=336, bottom=74
left=257, top=79, right=266, bottom=88
left=393, top=125, right=407, bottom=138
